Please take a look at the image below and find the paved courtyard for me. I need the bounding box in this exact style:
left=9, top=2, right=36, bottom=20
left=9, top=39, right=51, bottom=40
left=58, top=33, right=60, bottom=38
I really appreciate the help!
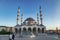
left=0, top=34, right=60, bottom=40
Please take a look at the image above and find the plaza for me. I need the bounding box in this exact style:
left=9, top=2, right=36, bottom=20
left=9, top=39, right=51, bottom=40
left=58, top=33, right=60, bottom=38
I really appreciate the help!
left=0, top=34, right=60, bottom=40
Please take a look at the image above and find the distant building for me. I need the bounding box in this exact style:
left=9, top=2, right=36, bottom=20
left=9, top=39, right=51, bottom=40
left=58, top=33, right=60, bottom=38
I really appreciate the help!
left=0, top=26, right=6, bottom=31
left=0, top=26, right=15, bottom=32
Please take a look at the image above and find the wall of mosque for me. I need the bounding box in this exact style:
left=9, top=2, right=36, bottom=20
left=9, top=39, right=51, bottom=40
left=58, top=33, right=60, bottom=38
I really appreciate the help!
left=15, top=25, right=46, bottom=34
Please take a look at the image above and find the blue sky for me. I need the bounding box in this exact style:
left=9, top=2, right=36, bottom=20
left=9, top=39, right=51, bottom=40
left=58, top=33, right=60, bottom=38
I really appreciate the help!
left=0, top=0, right=60, bottom=30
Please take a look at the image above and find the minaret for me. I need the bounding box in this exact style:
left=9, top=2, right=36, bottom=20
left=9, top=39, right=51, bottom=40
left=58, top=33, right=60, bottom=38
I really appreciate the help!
left=37, top=13, right=39, bottom=25
left=21, top=13, right=23, bottom=25
left=40, top=6, right=43, bottom=25
left=17, top=6, right=20, bottom=25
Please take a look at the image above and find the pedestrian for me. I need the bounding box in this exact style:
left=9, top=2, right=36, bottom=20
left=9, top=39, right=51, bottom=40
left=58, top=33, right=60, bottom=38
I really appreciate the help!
left=9, top=34, right=12, bottom=40
left=12, top=33, right=15, bottom=40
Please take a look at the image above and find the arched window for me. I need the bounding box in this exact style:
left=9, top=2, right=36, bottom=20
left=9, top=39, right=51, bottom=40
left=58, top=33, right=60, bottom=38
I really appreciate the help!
left=28, top=27, right=31, bottom=32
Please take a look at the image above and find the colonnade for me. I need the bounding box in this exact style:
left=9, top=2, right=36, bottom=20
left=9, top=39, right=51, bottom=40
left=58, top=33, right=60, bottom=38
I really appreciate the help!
left=15, top=27, right=45, bottom=34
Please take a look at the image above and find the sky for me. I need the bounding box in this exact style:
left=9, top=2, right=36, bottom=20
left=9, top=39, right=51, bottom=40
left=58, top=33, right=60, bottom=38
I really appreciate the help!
left=0, top=0, right=60, bottom=30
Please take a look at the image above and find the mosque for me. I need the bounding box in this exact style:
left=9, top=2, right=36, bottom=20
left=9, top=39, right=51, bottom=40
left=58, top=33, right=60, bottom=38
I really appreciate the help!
left=14, top=6, right=46, bottom=34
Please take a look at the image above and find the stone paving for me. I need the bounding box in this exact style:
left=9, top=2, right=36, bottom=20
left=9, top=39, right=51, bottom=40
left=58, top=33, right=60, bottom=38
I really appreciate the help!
left=0, top=34, right=60, bottom=40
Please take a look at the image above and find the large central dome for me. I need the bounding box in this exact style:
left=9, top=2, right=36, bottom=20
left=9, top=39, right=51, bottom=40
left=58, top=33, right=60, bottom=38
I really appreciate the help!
left=25, top=18, right=35, bottom=21
left=23, top=17, right=37, bottom=26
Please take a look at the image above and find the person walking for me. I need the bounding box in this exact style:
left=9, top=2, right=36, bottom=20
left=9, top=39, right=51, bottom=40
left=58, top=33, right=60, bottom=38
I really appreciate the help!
left=12, top=33, right=15, bottom=40
left=9, top=34, right=12, bottom=40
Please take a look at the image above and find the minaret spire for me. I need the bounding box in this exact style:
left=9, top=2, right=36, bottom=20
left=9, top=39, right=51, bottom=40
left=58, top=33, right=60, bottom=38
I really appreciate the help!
left=40, top=6, right=43, bottom=25
left=17, top=6, right=20, bottom=25
left=37, top=13, right=39, bottom=25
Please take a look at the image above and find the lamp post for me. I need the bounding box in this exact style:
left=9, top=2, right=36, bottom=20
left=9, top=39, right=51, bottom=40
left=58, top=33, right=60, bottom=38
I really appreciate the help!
left=56, top=27, right=60, bottom=38
left=56, top=27, right=58, bottom=34
left=56, top=27, right=58, bottom=37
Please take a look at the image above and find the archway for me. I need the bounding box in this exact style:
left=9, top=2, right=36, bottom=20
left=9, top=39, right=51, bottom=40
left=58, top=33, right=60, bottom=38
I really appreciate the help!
left=15, top=28, right=18, bottom=33
left=42, top=28, right=44, bottom=33
left=19, top=28, right=21, bottom=33
left=23, top=27, right=26, bottom=32
left=38, top=28, right=40, bottom=33
left=28, top=27, right=31, bottom=32
left=33, top=27, right=36, bottom=34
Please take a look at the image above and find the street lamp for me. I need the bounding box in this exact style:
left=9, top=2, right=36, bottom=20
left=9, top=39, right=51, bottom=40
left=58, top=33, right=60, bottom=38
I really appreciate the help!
left=56, top=27, right=60, bottom=38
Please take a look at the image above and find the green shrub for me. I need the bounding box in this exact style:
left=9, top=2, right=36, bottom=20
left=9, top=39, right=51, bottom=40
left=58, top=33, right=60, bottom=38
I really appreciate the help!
left=0, top=29, right=10, bottom=35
